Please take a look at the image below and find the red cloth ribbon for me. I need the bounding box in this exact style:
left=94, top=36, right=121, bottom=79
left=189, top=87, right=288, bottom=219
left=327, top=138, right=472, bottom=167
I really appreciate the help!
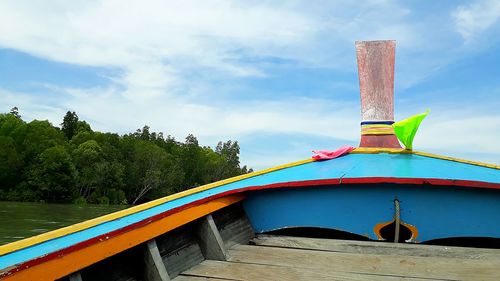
left=312, top=145, right=355, bottom=160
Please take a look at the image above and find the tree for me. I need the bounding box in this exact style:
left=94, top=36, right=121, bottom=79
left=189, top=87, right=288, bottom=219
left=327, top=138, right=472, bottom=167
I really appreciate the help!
left=0, top=136, right=22, bottom=191
left=61, top=111, right=79, bottom=140
left=76, top=120, right=92, bottom=134
left=127, top=141, right=183, bottom=204
left=21, top=146, right=76, bottom=202
left=9, top=107, right=21, bottom=119
left=0, top=113, right=25, bottom=136
left=215, top=140, right=243, bottom=179
left=11, top=120, right=66, bottom=166
left=180, top=134, right=204, bottom=188
left=72, top=140, right=103, bottom=199
left=0, top=109, right=251, bottom=204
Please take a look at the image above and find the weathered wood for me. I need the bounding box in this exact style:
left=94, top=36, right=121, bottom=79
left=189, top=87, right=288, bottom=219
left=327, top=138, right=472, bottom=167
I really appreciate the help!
left=156, top=223, right=205, bottom=279
left=356, top=40, right=401, bottom=148
left=173, top=275, right=238, bottom=281
left=356, top=40, right=395, bottom=122
left=181, top=260, right=439, bottom=281
left=68, top=272, right=83, bottom=281
left=252, top=235, right=500, bottom=260
left=212, top=203, right=254, bottom=249
left=228, top=244, right=500, bottom=280
left=144, top=239, right=171, bottom=281
left=197, top=214, right=226, bottom=260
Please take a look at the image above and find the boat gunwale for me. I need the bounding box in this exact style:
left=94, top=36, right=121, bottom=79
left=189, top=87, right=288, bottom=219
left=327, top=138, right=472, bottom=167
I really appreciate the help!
left=0, top=148, right=498, bottom=262
left=2, top=177, right=499, bottom=278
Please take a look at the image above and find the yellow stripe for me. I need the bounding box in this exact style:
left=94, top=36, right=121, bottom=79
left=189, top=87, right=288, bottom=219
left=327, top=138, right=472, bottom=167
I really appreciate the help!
left=361, top=124, right=393, bottom=128
left=2, top=195, right=243, bottom=281
left=352, top=147, right=500, bottom=169
left=1, top=147, right=497, bottom=256
left=412, top=151, right=500, bottom=170
left=0, top=158, right=314, bottom=256
left=352, top=147, right=408, bottom=154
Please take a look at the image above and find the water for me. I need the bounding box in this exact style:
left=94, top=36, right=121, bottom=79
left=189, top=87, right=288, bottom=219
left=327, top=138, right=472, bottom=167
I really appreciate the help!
left=0, top=201, right=128, bottom=245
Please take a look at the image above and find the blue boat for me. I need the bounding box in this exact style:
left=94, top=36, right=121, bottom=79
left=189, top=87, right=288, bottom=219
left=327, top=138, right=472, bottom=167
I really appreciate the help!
left=0, top=40, right=499, bottom=281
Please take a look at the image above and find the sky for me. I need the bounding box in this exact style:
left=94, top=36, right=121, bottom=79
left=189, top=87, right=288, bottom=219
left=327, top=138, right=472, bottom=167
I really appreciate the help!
left=0, top=0, right=499, bottom=169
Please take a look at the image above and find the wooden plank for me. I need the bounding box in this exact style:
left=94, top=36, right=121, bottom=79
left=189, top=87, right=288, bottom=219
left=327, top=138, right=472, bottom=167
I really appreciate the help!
left=197, top=214, right=226, bottom=261
left=356, top=40, right=395, bottom=122
left=173, top=275, right=237, bottom=281
left=163, top=243, right=204, bottom=279
left=182, top=260, right=441, bottom=281
left=144, top=239, right=170, bottom=281
left=156, top=223, right=205, bottom=279
left=212, top=204, right=254, bottom=249
left=228, top=244, right=500, bottom=280
left=252, top=235, right=500, bottom=260
left=68, top=272, right=82, bottom=281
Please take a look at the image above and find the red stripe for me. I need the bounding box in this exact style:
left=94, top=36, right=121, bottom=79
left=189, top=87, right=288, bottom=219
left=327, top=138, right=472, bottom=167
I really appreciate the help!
left=3, top=176, right=499, bottom=278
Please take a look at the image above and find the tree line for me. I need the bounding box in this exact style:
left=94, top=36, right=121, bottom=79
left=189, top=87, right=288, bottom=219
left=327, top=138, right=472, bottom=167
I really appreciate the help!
left=0, top=108, right=251, bottom=205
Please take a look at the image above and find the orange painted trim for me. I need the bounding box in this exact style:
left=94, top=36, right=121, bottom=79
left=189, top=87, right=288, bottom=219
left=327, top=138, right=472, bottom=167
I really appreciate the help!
left=373, top=219, right=419, bottom=242
left=2, top=194, right=243, bottom=281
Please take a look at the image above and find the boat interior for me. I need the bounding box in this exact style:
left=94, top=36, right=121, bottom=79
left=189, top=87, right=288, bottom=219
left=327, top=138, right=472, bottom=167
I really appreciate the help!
left=54, top=202, right=500, bottom=281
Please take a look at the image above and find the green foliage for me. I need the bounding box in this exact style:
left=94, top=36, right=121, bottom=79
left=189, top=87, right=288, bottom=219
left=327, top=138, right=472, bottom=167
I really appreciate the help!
left=21, top=145, right=76, bottom=202
left=9, top=107, right=21, bottom=119
left=61, top=111, right=79, bottom=140
left=0, top=111, right=251, bottom=205
left=0, top=136, right=22, bottom=190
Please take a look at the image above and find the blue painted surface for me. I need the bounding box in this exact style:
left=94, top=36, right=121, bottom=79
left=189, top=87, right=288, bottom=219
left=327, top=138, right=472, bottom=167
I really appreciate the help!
left=0, top=153, right=499, bottom=269
left=243, top=184, right=500, bottom=242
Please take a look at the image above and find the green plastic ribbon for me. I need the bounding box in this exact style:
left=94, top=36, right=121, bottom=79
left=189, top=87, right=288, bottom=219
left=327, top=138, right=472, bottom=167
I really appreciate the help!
left=392, top=110, right=429, bottom=150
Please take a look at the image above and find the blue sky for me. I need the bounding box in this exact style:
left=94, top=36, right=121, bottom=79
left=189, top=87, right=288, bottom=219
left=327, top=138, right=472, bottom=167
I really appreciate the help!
left=1, top=0, right=499, bottom=169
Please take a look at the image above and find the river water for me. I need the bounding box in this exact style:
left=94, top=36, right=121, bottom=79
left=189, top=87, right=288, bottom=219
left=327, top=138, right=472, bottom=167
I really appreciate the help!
left=0, top=201, right=127, bottom=245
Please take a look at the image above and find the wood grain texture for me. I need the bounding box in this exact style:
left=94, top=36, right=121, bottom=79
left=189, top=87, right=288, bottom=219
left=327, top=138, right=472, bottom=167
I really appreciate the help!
left=252, top=235, right=500, bottom=260
left=174, top=235, right=500, bottom=280
left=182, top=260, right=442, bottom=281
left=356, top=40, right=395, bottom=122
left=173, top=275, right=238, bottom=281
left=156, top=222, right=205, bottom=280
left=144, top=239, right=170, bottom=281
left=212, top=204, right=254, bottom=249
left=196, top=214, right=226, bottom=261
left=356, top=40, right=401, bottom=148
left=227, top=244, right=500, bottom=280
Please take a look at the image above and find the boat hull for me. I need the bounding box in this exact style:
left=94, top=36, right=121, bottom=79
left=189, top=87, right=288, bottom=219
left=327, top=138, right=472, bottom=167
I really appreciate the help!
left=243, top=184, right=500, bottom=242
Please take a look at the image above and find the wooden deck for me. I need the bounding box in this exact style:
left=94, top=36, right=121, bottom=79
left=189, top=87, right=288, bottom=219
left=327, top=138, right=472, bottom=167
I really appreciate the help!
left=174, top=235, right=500, bottom=281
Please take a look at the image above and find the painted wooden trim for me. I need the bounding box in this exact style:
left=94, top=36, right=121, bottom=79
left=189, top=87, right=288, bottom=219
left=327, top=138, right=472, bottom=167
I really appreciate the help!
left=0, top=159, right=312, bottom=257
left=2, top=175, right=499, bottom=280
left=144, top=239, right=170, bottom=281
left=0, top=148, right=497, bottom=258
left=197, top=214, right=226, bottom=261
left=352, top=148, right=500, bottom=169
left=0, top=195, right=243, bottom=281
left=412, top=151, right=500, bottom=170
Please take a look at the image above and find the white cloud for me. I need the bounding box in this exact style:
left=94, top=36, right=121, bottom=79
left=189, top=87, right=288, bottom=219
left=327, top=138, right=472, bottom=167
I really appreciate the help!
left=452, top=0, right=500, bottom=41
left=0, top=1, right=499, bottom=167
